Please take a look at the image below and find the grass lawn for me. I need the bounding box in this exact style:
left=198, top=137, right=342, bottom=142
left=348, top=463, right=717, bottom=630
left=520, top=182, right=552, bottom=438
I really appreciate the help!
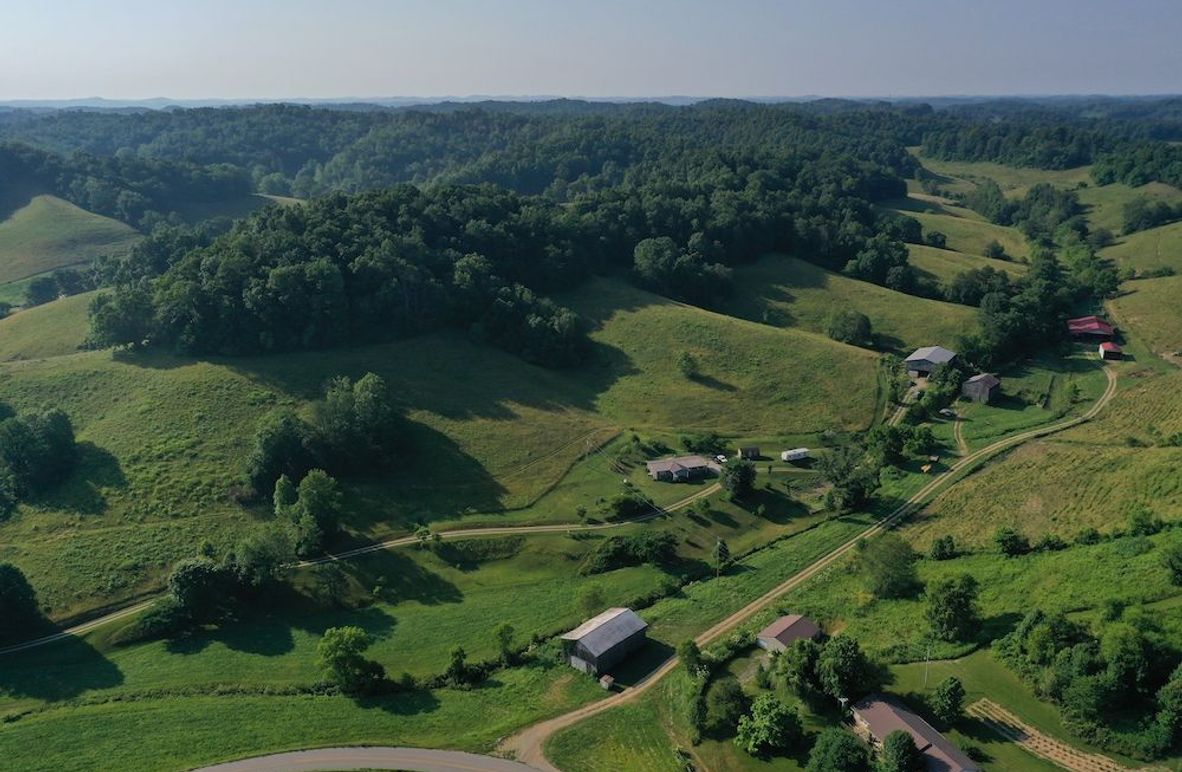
left=0, top=663, right=604, bottom=772
left=723, top=253, right=977, bottom=354
left=0, top=195, right=140, bottom=284
left=887, top=199, right=1030, bottom=260
left=0, top=290, right=95, bottom=361
left=907, top=244, right=1027, bottom=288
left=1110, top=275, right=1182, bottom=364
left=1101, top=219, right=1182, bottom=275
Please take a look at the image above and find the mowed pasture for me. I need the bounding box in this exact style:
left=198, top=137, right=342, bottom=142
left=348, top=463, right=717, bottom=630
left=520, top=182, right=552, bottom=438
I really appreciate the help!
left=1101, top=219, right=1182, bottom=274
left=887, top=199, right=1030, bottom=260
left=1076, top=181, right=1182, bottom=235
left=1110, top=275, right=1182, bottom=363
left=723, top=254, right=978, bottom=354
left=0, top=290, right=95, bottom=361
left=915, top=154, right=1093, bottom=197
left=907, top=244, right=1027, bottom=288
left=0, top=195, right=140, bottom=285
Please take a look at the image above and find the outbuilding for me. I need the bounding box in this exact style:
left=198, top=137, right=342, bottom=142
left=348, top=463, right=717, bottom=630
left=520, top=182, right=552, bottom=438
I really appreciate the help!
left=781, top=448, right=810, bottom=462
left=961, top=373, right=1001, bottom=404
left=1099, top=341, right=1123, bottom=361
left=738, top=446, right=761, bottom=460
left=561, top=608, right=648, bottom=675
left=1068, top=315, right=1114, bottom=339
left=851, top=695, right=981, bottom=772
left=905, top=346, right=957, bottom=379
left=756, top=614, right=822, bottom=652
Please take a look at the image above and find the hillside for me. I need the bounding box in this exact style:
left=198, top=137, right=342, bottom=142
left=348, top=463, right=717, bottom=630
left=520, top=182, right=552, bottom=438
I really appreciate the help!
left=888, top=197, right=1030, bottom=259
left=907, top=243, right=1027, bottom=287
left=723, top=253, right=977, bottom=353
left=1101, top=219, right=1182, bottom=275
left=1076, top=180, right=1182, bottom=234
left=0, top=290, right=95, bottom=361
left=0, top=195, right=140, bottom=286
left=1110, top=275, right=1182, bottom=363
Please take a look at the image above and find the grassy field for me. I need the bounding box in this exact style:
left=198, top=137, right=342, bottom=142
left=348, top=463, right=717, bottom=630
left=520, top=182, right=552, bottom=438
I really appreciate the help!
left=0, top=290, right=95, bottom=361
left=723, top=254, right=977, bottom=354
left=887, top=199, right=1030, bottom=260
left=0, top=663, right=605, bottom=772
left=1101, top=219, right=1182, bottom=274
left=1062, top=369, right=1182, bottom=445
left=1076, top=181, right=1182, bottom=234
left=907, top=244, right=1027, bottom=288
left=0, top=195, right=140, bottom=285
left=1110, top=275, right=1182, bottom=363
left=915, top=155, right=1092, bottom=197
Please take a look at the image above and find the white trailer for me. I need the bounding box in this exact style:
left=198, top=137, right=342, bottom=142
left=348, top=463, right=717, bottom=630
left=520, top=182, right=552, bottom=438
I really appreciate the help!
left=781, top=448, right=810, bottom=462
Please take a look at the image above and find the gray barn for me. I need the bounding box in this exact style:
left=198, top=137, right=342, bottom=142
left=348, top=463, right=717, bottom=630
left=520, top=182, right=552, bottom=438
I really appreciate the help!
left=561, top=608, right=648, bottom=675
left=961, top=373, right=1001, bottom=404
left=905, top=346, right=957, bottom=379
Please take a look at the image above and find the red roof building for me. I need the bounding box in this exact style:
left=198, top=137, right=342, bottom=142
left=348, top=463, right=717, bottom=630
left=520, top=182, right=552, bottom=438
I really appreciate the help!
left=1067, top=315, right=1114, bottom=338
left=1099, top=341, right=1123, bottom=360
left=756, top=614, right=822, bottom=652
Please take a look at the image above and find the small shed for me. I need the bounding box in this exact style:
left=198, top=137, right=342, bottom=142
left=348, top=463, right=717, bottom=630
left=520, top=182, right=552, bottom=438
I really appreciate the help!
left=1099, top=341, right=1123, bottom=361
left=738, top=446, right=761, bottom=460
left=904, top=346, right=957, bottom=379
left=561, top=608, right=648, bottom=675
left=961, top=373, right=1001, bottom=404
left=756, top=614, right=822, bottom=652
left=781, top=448, right=810, bottom=462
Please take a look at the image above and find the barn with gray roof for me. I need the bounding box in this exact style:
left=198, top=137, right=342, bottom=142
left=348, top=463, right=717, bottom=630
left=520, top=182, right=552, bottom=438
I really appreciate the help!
left=560, top=608, right=648, bottom=675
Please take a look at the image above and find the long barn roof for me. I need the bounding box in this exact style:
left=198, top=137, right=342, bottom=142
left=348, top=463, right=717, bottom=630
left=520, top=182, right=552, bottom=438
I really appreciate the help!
left=561, top=608, right=647, bottom=657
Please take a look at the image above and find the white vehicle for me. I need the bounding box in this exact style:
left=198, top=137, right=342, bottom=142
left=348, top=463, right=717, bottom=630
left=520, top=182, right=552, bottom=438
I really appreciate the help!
left=715, top=455, right=728, bottom=464
left=781, top=448, right=810, bottom=462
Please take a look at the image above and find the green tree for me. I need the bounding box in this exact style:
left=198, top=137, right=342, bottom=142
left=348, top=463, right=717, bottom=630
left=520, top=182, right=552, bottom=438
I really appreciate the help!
left=735, top=694, right=803, bottom=756
left=167, top=557, right=228, bottom=621
left=317, top=625, right=387, bottom=695
left=446, top=645, right=476, bottom=687
left=296, top=469, right=343, bottom=536
left=705, top=677, right=749, bottom=736
left=24, top=276, right=59, bottom=307
left=820, top=444, right=881, bottom=512
left=805, top=728, right=869, bottom=772
left=679, top=639, right=705, bottom=677
left=929, top=535, right=957, bottom=561
left=1162, top=542, right=1182, bottom=586
left=925, top=574, right=981, bottom=643
left=931, top=676, right=966, bottom=725
left=245, top=408, right=316, bottom=495
left=858, top=533, right=919, bottom=599
left=0, top=562, right=39, bottom=638
left=721, top=459, right=756, bottom=501
left=880, top=729, right=924, bottom=772
left=272, top=473, right=297, bottom=516
left=994, top=526, right=1030, bottom=557
left=712, top=538, right=732, bottom=576
left=983, top=239, right=1007, bottom=259
left=817, top=636, right=873, bottom=700
left=826, top=309, right=872, bottom=345
left=493, top=622, right=516, bottom=665
left=229, top=524, right=294, bottom=590
left=779, top=637, right=823, bottom=695
left=677, top=351, right=700, bottom=379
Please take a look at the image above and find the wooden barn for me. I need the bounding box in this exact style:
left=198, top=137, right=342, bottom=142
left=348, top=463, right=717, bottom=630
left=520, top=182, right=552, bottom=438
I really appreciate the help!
left=905, top=346, right=957, bottom=379
left=961, top=373, right=1001, bottom=404
left=561, top=608, right=648, bottom=675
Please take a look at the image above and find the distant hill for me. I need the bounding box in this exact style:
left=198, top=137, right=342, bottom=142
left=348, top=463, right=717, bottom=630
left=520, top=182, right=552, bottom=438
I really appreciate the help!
left=0, top=195, right=140, bottom=285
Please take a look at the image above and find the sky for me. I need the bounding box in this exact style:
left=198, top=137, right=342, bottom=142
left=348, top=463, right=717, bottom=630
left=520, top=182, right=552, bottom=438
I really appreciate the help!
left=4, top=0, right=1182, bottom=100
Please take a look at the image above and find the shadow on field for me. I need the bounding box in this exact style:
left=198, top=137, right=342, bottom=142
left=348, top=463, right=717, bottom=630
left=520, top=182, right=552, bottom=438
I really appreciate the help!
left=359, top=686, right=441, bottom=715
left=31, top=442, right=126, bottom=515
left=0, top=635, right=123, bottom=701
left=609, top=640, right=676, bottom=687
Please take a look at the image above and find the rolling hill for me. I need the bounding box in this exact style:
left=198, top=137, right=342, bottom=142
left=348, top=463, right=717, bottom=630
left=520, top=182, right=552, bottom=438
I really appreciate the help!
left=1076, top=180, right=1182, bottom=234
left=1110, top=274, right=1182, bottom=364
left=0, top=290, right=96, bottom=361
left=0, top=195, right=140, bottom=286
left=1101, top=219, right=1182, bottom=275
left=723, top=253, right=978, bottom=354
left=907, top=243, right=1027, bottom=287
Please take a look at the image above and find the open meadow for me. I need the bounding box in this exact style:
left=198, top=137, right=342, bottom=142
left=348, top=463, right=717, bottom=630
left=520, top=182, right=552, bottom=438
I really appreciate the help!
left=0, top=195, right=140, bottom=286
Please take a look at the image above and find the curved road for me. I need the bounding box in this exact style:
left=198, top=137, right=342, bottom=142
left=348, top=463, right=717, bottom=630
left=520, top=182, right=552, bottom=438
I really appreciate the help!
left=0, top=483, right=719, bottom=658
left=501, top=366, right=1118, bottom=770
left=193, top=747, right=536, bottom=772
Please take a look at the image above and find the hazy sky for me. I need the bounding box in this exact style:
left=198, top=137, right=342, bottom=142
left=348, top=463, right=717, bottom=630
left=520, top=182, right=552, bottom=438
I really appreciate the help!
left=4, top=0, right=1182, bottom=99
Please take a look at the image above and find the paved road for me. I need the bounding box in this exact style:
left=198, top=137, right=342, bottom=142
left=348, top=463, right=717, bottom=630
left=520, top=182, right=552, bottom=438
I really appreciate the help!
left=193, top=747, right=537, bottom=772
left=501, top=367, right=1119, bottom=770
left=0, top=483, right=719, bottom=658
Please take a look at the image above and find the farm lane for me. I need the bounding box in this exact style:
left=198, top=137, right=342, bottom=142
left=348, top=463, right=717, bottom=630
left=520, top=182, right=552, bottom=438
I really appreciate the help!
left=500, top=366, right=1119, bottom=770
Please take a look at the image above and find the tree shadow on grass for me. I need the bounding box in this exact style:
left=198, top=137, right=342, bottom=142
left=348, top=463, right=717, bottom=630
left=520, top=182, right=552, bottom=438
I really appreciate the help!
left=361, top=685, right=442, bottom=715
left=608, top=639, right=676, bottom=687
left=978, top=612, right=1023, bottom=644
left=0, top=635, right=124, bottom=702
left=29, top=442, right=127, bottom=516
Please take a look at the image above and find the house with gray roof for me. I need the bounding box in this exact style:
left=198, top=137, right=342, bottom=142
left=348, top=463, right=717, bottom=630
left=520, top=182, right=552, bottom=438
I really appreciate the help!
left=905, top=346, right=958, bottom=379
left=561, top=608, right=648, bottom=675
left=645, top=454, right=721, bottom=482
left=852, top=695, right=981, bottom=772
